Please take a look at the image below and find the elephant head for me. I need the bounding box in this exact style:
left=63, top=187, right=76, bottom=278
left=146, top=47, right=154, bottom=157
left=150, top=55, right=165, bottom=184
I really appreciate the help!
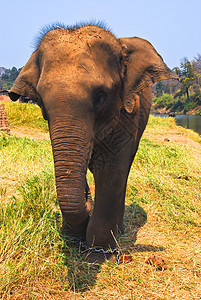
left=8, top=23, right=177, bottom=240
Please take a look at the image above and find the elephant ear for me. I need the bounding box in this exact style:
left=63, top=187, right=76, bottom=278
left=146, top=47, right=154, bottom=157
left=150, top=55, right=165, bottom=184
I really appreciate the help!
left=9, top=50, right=41, bottom=103
left=119, top=37, right=178, bottom=113
left=8, top=50, right=48, bottom=119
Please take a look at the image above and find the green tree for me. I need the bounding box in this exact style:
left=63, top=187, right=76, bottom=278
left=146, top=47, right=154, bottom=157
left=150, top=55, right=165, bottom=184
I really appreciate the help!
left=174, top=57, right=197, bottom=102
left=0, top=67, right=22, bottom=87
left=155, top=81, right=169, bottom=97
left=9, top=67, right=19, bottom=81
left=2, top=83, right=8, bottom=89
left=192, top=53, right=201, bottom=89
left=1, top=73, right=9, bottom=81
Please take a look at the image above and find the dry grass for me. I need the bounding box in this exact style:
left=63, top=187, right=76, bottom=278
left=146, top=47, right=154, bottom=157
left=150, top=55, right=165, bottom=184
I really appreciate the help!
left=3, top=102, right=49, bottom=132
left=0, top=106, right=201, bottom=299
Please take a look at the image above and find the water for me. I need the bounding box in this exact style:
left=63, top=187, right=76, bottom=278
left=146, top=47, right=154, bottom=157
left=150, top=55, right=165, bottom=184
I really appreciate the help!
left=152, top=114, right=201, bottom=136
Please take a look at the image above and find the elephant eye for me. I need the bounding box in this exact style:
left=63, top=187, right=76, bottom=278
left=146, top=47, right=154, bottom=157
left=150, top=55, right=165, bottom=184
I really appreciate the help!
left=93, top=91, right=107, bottom=110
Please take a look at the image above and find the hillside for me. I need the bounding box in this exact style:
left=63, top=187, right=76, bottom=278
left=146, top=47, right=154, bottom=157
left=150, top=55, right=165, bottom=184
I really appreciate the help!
left=151, top=93, right=201, bottom=115
left=0, top=67, right=7, bottom=76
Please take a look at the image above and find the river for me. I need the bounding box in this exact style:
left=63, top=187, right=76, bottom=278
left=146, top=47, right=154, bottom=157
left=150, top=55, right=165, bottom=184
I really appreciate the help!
left=152, top=114, right=201, bottom=136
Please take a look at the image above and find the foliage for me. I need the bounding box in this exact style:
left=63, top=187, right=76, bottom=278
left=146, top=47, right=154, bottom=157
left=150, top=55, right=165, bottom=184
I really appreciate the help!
left=0, top=66, right=22, bottom=90
left=155, top=81, right=169, bottom=97
left=174, top=57, right=197, bottom=102
left=0, top=79, right=14, bottom=90
left=152, top=92, right=201, bottom=114
left=152, top=54, right=201, bottom=113
left=153, top=94, right=175, bottom=109
left=192, top=53, right=201, bottom=86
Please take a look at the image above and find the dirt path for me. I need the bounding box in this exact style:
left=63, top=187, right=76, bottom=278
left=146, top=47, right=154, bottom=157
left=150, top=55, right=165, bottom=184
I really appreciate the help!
left=10, top=125, right=201, bottom=146
left=152, top=133, right=201, bottom=149
left=144, top=127, right=201, bottom=154
left=10, top=127, right=50, bottom=140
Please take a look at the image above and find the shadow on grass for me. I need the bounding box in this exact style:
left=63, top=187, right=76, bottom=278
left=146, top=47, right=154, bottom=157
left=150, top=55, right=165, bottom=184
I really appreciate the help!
left=119, top=202, right=166, bottom=253
left=59, top=234, right=101, bottom=293
left=59, top=202, right=164, bottom=294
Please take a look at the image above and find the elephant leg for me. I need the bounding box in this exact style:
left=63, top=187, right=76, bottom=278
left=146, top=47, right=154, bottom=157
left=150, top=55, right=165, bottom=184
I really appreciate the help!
left=62, top=182, right=92, bottom=240
left=116, top=188, right=127, bottom=234
left=86, top=110, right=140, bottom=251
left=86, top=164, right=130, bottom=248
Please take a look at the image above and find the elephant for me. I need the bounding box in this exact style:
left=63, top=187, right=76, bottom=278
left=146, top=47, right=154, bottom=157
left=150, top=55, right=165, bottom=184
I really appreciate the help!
left=8, top=22, right=178, bottom=264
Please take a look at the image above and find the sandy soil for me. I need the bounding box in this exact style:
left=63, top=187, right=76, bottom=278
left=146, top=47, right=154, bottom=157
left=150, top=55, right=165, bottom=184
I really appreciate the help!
left=144, top=129, right=201, bottom=154
left=10, top=127, right=50, bottom=140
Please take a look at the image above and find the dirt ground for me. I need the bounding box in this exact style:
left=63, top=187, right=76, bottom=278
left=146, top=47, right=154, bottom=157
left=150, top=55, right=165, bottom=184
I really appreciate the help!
left=9, top=125, right=201, bottom=147
left=10, top=127, right=50, bottom=141
left=144, top=129, right=201, bottom=154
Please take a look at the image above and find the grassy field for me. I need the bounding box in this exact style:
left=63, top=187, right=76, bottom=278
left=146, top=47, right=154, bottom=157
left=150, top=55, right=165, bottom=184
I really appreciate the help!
left=4, top=102, right=49, bottom=132
left=0, top=102, right=201, bottom=299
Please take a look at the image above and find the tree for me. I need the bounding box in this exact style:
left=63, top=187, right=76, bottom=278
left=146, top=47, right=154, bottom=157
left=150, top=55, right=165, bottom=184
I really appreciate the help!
left=9, top=67, right=19, bottom=81
left=174, top=57, right=197, bottom=102
left=1, top=73, right=9, bottom=81
left=155, top=81, right=170, bottom=97
left=155, top=81, right=164, bottom=97
left=2, top=83, right=8, bottom=89
left=192, top=53, right=201, bottom=89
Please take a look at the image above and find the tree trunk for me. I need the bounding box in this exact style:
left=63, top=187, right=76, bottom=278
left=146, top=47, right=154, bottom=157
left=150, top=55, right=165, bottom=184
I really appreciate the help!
left=186, top=87, right=190, bottom=102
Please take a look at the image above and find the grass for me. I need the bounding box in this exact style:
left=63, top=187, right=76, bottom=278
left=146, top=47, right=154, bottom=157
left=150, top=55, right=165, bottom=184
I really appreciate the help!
left=4, top=102, right=49, bottom=132
left=0, top=103, right=201, bottom=299
left=129, top=137, right=201, bottom=227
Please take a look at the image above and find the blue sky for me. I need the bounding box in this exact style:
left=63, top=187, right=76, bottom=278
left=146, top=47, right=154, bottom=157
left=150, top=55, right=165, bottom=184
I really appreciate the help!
left=1, top=0, right=201, bottom=69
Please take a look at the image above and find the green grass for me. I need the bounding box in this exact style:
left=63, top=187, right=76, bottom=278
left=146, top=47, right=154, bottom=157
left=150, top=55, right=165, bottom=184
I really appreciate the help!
left=4, top=102, right=49, bottom=132
left=147, top=114, right=176, bottom=129
left=0, top=132, right=52, bottom=190
left=0, top=133, right=87, bottom=296
left=128, top=137, right=201, bottom=227
left=0, top=104, right=201, bottom=299
left=0, top=172, right=63, bottom=290
left=147, top=114, right=201, bottom=144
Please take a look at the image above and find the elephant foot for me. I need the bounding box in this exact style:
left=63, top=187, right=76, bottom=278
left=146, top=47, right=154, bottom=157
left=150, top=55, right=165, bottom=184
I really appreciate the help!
left=85, top=252, right=117, bottom=267
left=82, top=245, right=120, bottom=266
left=61, top=216, right=90, bottom=241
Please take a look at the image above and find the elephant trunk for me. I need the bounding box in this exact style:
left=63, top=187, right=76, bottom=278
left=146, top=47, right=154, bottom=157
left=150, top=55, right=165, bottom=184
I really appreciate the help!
left=49, top=114, right=93, bottom=226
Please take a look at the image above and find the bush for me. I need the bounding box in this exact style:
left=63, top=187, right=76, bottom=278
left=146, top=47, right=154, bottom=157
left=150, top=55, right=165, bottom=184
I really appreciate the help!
left=189, top=90, right=201, bottom=105
left=153, top=91, right=201, bottom=113
left=153, top=94, right=175, bottom=109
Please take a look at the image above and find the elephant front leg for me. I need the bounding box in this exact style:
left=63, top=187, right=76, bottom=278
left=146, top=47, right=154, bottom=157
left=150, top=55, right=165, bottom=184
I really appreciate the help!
left=86, top=109, right=140, bottom=263
left=86, top=165, right=129, bottom=254
left=62, top=181, right=92, bottom=240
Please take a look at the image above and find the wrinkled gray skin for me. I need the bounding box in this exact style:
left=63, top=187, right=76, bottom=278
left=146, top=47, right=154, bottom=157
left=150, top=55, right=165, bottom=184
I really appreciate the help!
left=9, top=24, right=177, bottom=264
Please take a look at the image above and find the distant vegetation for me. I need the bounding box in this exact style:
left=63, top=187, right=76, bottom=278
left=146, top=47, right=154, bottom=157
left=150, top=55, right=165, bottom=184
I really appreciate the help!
left=152, top=54, right=201, bottom=115
left=0, top=67, right=22, bottom=90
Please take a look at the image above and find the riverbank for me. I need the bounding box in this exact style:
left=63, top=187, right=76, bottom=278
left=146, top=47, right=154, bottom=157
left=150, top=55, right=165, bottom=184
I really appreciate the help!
left=1, top=104, right=201, bottom=299
left=152, top=113, right=201, bottom=136
left=151, top=106, right=201, bottom=115
left=152, top=93, right=201, bottom=116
